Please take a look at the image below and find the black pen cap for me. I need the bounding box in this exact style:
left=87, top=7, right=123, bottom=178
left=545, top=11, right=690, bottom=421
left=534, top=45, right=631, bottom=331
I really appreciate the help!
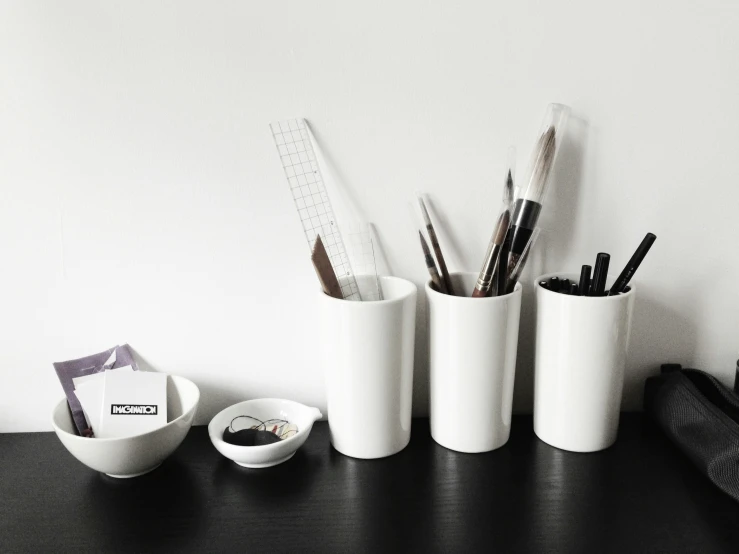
left=578, top=265, right=592, bottom=296
left=549, top=276, right=560, bottom=292
left=590, top=253, right=611, bottom=296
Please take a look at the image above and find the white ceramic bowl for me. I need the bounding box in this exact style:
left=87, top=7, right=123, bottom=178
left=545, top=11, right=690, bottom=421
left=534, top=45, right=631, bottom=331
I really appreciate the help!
left=208, top=398, right=322, bottom=468
left=51, top=375, right=200, bottom=478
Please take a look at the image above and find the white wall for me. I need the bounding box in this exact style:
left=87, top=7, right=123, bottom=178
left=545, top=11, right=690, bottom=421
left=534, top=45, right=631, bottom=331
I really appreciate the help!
left=2, top=1, right=738, bottom=432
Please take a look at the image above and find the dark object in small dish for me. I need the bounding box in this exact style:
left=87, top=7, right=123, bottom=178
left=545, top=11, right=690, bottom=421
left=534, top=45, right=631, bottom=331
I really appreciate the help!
left=223, top=428, right=282, bottom=446
left=221, top=415, right=298, bottom=447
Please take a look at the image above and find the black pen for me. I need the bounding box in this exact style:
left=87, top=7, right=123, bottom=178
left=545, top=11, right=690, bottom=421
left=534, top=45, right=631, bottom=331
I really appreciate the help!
left=609, top=233, right=657, bottom=295
left=578, top=265, right=591, bottom=297
left=549, top=276, right=560, bottom=292
left=569, top=283, right=578, bottom=295
left=539, top=280, right=548, bottom=290
left=589, top=253, right=610, bottom=296
left=560, top=278, right=570, bottom=294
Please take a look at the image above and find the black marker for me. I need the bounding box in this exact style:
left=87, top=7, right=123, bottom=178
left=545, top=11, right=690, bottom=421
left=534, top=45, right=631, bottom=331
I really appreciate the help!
left=569, top=283, right=578, bottom=295
left=549, top=276, right=560, bottom=292
left=578, top=265, right=591, bottom=297
left=608, top=233, right=657, bottom=295
left=589, top=253, right=610, bottom=296
left=560, top=278, right=571, bottom=294
left=539, top=280, right=549, bottom=290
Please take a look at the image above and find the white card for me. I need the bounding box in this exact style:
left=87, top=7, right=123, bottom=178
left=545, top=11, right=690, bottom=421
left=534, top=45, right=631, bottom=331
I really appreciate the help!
left=97, top=371, right=167, bottom=439
left=74, top=380, right=105, bottom=432
left=73, top=366, right=135, bottom=434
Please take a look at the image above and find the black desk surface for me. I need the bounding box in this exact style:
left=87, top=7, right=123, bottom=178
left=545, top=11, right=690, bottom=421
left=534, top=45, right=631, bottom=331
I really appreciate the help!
left=2, top=415, right=739, bottom=553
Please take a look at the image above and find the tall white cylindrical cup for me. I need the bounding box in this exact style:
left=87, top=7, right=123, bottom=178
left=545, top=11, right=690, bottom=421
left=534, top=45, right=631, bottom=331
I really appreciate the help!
left=428, top=272, right=522, bottom=453
left=534, top=273, right=636, bottom=452
left=320, top=276, right=417, bottom=459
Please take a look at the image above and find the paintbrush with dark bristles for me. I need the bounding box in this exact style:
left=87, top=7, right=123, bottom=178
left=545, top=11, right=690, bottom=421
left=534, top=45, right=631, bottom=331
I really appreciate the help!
left=503, top=146, right=516, bottom=213
left=419, top=230, right=446, bottom=293
left=417, top=194, right=455, bottom=295
left=472, top=209, right=510, bottom=297
left=504, top=103, right=570, bottom=284
left=503, top=169, right=514, bottom=212
left=496, top=148, right=516, bottom=295
left=506, top=227, right=541, bottom=294
left=505, top=125, right=555, bottom=280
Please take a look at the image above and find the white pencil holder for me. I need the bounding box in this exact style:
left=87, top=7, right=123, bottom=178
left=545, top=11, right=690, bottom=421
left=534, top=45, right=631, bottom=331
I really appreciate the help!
left=319, top=276, right=417, bottom=459
left=427, top=272, right=522, bottom=453
left=533, top=273, right=636, bottom=453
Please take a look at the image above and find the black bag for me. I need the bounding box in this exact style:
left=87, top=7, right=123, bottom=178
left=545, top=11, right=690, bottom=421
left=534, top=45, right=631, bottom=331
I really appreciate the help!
left=644, top=364, right=739, bottom=502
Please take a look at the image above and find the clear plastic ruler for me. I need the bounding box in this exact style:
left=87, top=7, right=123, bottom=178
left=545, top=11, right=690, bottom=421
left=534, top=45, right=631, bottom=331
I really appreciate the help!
left=344, top=222, right=382, bottom=301
left=270, top=118, right=364, bottom=300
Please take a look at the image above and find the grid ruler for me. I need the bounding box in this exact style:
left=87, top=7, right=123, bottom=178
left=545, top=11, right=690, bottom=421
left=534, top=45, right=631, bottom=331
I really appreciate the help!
left=270, top=118, right=365, bottom=301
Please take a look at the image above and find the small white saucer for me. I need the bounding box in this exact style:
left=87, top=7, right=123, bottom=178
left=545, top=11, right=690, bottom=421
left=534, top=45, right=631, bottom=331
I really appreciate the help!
left=208, top=398, right=322, bottom=469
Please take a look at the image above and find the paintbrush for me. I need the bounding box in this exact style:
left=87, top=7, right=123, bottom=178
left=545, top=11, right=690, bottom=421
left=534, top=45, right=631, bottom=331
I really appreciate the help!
left=496, top=147, right=516, bottom=295
left=419, top=230, right=446, bottom=293
left=504, top=104, right=570, bottom=281
left=417, top=194, right=455, bottom=296
left=505, top=227, right=541, bottom=294
left=503, top=170, right=514, bottom=214
left=503, top=146, right=516, bottom=213
left=472, top=210, right=510, bottom=297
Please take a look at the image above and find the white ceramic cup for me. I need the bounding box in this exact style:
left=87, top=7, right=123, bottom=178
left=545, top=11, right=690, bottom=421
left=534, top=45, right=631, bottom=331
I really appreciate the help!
left=319, top=275, right=417, bottom=459
left=427, top=272, right=523, bottom=453
left=533, top=273, right=636, bottom=452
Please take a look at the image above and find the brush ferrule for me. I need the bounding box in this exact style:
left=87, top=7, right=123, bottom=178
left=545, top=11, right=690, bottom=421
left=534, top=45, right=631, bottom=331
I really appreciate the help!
left=476, top=243, right=501, bottom=288
left=476, top=274, right=494, bottom=290
left=511, top=199, right=541, bottom=230
left=508, top=199, right=541, bottom=255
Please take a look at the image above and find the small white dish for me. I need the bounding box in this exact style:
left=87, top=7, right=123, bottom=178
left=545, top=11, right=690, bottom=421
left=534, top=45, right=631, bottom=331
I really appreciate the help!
left=208, top=398, right=322, bottom=468
left=51, top=375, right=200, bottom=478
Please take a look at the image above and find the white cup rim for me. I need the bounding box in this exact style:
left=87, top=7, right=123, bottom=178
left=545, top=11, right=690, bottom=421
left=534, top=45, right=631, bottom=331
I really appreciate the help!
left=426, top=270, right=522, bottom=301
left=317, top=275, right=416, bottom=306
left=535, top=272, right=636, bottom=299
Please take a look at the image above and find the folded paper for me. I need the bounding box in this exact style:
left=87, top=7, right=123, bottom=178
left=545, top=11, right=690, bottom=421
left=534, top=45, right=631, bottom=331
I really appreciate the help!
left=53, top=345, right=138, bottom=436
